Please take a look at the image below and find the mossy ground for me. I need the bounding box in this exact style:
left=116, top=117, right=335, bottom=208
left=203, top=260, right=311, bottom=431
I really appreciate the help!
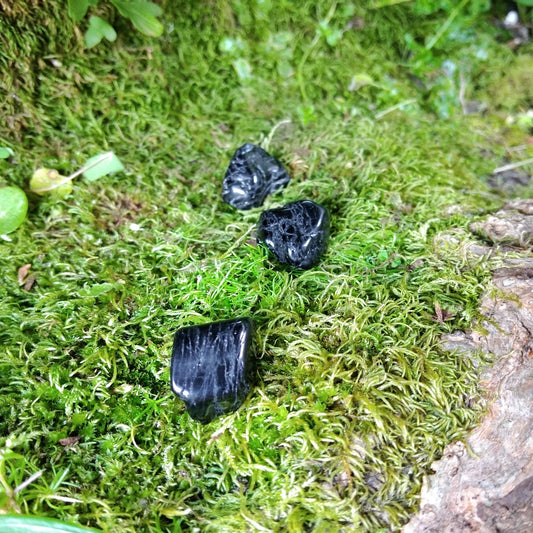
left=1, top=1, right=533, bottom=532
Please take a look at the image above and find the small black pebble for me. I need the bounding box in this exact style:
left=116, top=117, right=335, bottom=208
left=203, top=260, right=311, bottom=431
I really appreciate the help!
left=170, top=318, right=254, bottom=423
left=257, top=200, right=329, bottom=269
left=222, top=143, right=291, bottom=209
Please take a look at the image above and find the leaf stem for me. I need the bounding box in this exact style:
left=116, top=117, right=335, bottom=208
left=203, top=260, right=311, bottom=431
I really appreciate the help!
left=425, top=0, right=469, bottom=51
left=493, top=157, right=533, bottom=174
left=31, top=151, right=113, bottom=193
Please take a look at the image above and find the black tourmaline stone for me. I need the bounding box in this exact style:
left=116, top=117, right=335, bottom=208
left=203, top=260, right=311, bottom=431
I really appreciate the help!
left=222, top=143, right=291, bottom=209
left=257, top=200, right=329, bottom=269
left=170, top=318, right=254, bottom=423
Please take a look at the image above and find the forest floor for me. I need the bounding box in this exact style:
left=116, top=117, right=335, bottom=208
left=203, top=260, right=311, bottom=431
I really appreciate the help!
left=1, top=1, right=533, bottom=532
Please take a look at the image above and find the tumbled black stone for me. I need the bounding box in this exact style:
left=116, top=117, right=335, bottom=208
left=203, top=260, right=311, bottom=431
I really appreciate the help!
left=170, top=318, right=254, bottom=423
left=257, top=200, right=329, bottom=269
left=222, top=143, right=291, bottom=209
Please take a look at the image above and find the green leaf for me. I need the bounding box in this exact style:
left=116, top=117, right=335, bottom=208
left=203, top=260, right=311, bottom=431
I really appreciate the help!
left=85, top=16, right=117, bottom=48
left=232, top=58, right=253, bottom=81
left=82, top=152, right=124, bottom=181
left=326, top=29, right=343, bottom=46
left=296, top=105, right=317, bottom=126
left=348, top=73, right=374, bottom=91
left=111, top=1, right=164, bottom=37
left=79, top=282, right=114, bottom=297
left=135, top=0, right=163, bottom=16
left=0, top=515, right=101, bottom=533
left=0, top=186, right=28, bottom=235
left=29, top=168, right=73, bottom=198
left=0, top=147, right=14, bottom=159
left=516, top=0, right=533, bottom=6
left=68, top=0, right=90, bottom=22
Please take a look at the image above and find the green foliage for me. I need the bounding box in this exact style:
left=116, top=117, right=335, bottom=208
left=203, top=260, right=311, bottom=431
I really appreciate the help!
left=0, top=152, right=124, bottom=234
left=67, top=0, right=163, bottom=47
left=0, top=187, right=28, bottom=235
left=82, top=152, right=125, bottom=182
left=68, top=0, right=98, bottom=21
left=0, top=0, right=520, bottom=531
left=0, top=148, right=14, bottom=160
left=85, top=16, right=117, bottom=48
left=413, top=0, right=491, bottom=17
left=486, top=55, right=533, bottom=111
left=0, top=515, right=101, bottom=533
left=112, top=0, right=164, bottom=36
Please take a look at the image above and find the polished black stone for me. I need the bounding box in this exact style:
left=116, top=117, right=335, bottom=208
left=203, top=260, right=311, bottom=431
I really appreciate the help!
left=222, top=143, right=291, bottom=209
left=257, top=200, right=329, bottom=269
left=170, top=318, right=254, bottom=423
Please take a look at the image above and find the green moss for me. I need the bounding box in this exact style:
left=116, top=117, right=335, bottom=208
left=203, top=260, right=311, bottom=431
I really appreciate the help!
left=0, top=1, right=516, bottom=531
left=487, top=53, right=533, bottom=111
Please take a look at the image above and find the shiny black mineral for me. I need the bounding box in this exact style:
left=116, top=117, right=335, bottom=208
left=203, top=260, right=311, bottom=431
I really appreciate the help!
left=257, top=200, right=329, bottom=269
left=222, top=143, right=291, bottom=209
left=170, top=318, right=254, bottom=423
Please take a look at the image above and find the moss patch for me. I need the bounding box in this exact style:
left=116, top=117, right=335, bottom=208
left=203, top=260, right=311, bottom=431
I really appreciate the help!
left=487, top=53, right=533, bottom=111
left=0, top=1, right=526, bottom=532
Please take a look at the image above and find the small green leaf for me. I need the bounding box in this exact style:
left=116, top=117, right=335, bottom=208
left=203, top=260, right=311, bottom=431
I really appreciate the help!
left=232, top=58, right=253, bottom=81
left=0, top=147, right=14, bottom=159
left=219, top=37, right=246, bottom=55
left=0, top=186, right=28, bottom=235
left=101, top=21, right=117, bottom=41
left=348, top=73, right=374, bottom=91
left=79, top=283, right=114, bottom=297
left=68, top=0, right=90, bottom=22
left=0, top=515, right=101, bottom=533
left=135, top=0, right=163, bottom=16
left=111, top=0, right=164, bottom=37
left=377, top=250, right=389, bottom=262
left=30, top=168, right=72, bottom=197
left=85, top=16, right=117, bottom=48
left=296, top=105, right=317, bottom=126
left=82, top=152, right=124, bottom=181
left=516, top=0, right=533, bottom=6
left=326, top=29, right=343, bottom=46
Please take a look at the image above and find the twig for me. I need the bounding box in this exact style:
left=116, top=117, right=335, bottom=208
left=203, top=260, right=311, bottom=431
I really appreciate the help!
left=14, top=469, right=44, bottom=494
left=507, top=145, right=529, bottom=153
left=425, top=0, right=469, bottom=51
left=375, top=99, right=417, bottom=119
left=459, top=71, right=467, bottom=115
left=493, top=157, right=533, bottom=174
left=263, top=119, right=291, bottom=151
left=31, top=151, right=113, bottom=193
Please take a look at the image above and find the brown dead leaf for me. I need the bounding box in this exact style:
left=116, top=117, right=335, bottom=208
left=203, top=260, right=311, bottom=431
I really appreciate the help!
left=405, top=259, right=424, bottom=272
left=59, top=436, right=81, bottom=447
left=345, top=17, right=365, bottom=30
left=23, top=275, right=36, bottom=291
left=18, top=263, right=31, bottom=284
left=432, top=301, right=455, bottom=324
left=289, top=156, right=310, bottom=176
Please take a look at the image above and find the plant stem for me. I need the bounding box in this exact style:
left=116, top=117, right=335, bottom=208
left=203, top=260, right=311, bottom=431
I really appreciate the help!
left=263, top=119, right=291, bottom=151
left=375, top=98, right=417, bottom=119
left=493, top=157, right=533, bottom=174
left=425, top=0, right=469, bottom=51
left=14, top=470, right=44, bottom=494
left=297, top=2, right=337, bottom=101
left=373, top=0, right=412, bottom=7
left=31, top=151, right=113, bottom=193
